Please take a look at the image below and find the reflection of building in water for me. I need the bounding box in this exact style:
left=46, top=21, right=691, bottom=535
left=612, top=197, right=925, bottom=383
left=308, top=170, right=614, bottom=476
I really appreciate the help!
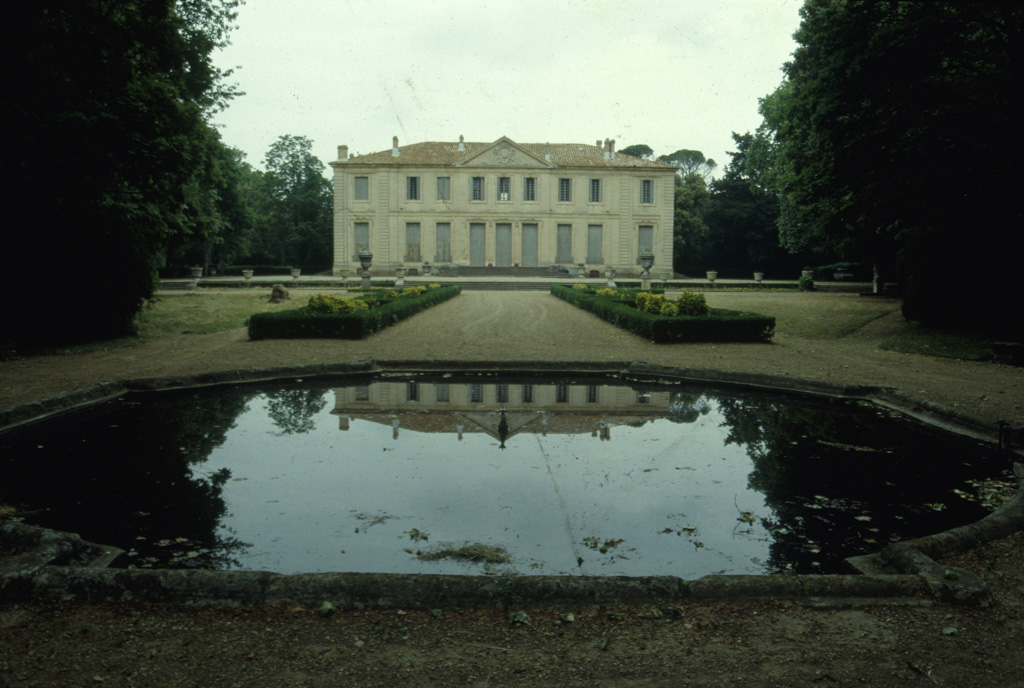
left=331, top=381, right=674, bottom=444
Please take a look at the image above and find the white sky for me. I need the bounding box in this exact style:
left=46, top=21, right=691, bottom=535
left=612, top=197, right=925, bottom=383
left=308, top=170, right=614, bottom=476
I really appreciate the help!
left=211, top=0, right=802, bottom=176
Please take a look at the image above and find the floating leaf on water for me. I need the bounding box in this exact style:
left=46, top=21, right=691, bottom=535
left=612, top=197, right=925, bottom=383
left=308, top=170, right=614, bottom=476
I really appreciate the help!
left=559, top=612, right=575, bottom=623
left=942, top=626, right=960, bottom=636
left=925, top=502, right=946, bottom=511
left=854, top=515, right=872, bottom=522
left=318, top=601, right=336, bottom=617
left=405, top=528, right=429, bottom=542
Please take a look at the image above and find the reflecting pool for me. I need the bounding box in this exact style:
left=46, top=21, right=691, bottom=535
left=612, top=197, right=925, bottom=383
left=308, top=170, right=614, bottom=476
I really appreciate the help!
left=1, top=374, right=1014, bottom=578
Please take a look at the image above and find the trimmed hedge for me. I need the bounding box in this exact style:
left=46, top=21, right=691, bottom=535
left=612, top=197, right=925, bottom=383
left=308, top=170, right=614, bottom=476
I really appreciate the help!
left=551, top=285, right=775, bottom=343
left=248, top=285, right=461, bottom=340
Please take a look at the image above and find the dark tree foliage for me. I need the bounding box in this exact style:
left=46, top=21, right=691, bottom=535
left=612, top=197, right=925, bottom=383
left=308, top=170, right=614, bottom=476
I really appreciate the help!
left=704, top=133, right=814, bottom=278
left=764, top=1, right=1023, bottom=334
left=4, top=1, right=241, bottom=347
left=671, top=173, right=711, bottom=276
left=244, top=135, right=332, bottom=268
left=657, top=149, right=717, bottom=183
left=618, top=144, right=654, bottom=160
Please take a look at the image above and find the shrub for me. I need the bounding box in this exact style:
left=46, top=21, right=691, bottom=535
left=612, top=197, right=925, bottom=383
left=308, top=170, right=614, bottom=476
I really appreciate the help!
left=675, top=292, right=709, bottom=316
left=249, top=285, right=461, bottom=340
left=595, top=288, right=620, bottom=297
left=798, top=275, right=815, bottom=292
left=307, top=294, right=370, bottom=314
left=550, top=285, right=773, bottom=343
left=572, top=283, right=589, bottom=290
left=635, top=292, right=667, bottom=314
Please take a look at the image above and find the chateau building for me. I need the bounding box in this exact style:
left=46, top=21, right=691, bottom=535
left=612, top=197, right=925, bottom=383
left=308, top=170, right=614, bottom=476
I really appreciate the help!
left=330, top=136, right=677, bottom=277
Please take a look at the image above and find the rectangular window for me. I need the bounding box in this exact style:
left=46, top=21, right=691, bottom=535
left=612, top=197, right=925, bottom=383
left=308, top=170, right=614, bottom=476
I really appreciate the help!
left=435, top=384, right=450, bottom=402
left=637, top=391, right=651, bottom=404
left=405, top=222, right=421, bottom=262
left=436, top=176, right=451, bottom=201
left=558, top=178, right=572, bottom=202
left=498, top=177, right=511, bottom=201
left=354, top=176, right=369, bottom=200
left=556, top=384, right=569, bottom=403
left=354, top=222, right=369, bottom=260
left=641, top=179, right=653, bottom=204
left=406, top=382, right=419, bottom=402
left=586, top=385, right=599, bottom=403
left=589, top=178, right=602, bottom=203
left=355, top=385, right=370, bottom=401
left=470, top=383, right=483, bottom=403
left=406, top=176, right=420, bottom=200
left=523, top=177, right=537, bottom=201
left=471, top=176, right=485, bottom=201
left=587, top=224, right=603, bottom=264
left=556, top=224, right=572, bottom=263
left=521, top=384, right=534, bottom=403
left=496, top=384, right=509, bottom=403
left=435, top=222, right=451, bottom=262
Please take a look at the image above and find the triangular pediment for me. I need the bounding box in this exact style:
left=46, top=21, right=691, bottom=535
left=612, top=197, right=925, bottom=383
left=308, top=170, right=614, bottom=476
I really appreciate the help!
left=454, top=136, right=555, bottom=168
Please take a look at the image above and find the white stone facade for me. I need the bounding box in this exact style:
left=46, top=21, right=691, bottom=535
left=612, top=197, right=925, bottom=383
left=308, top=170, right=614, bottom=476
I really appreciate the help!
left=330, top=136, right=676, bottom=277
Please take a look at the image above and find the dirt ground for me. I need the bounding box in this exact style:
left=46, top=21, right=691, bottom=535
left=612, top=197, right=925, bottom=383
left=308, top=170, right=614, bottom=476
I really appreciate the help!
left=1, top=290, right=1023, bottom=686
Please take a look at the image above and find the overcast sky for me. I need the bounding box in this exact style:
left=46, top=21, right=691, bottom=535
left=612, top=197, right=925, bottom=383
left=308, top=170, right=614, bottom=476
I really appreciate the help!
left=211, top=0, right=803, bottom=176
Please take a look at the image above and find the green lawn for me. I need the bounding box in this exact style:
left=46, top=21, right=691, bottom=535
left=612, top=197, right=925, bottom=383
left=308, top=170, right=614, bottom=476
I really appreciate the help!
left=702, top=292, right=901, bottom=339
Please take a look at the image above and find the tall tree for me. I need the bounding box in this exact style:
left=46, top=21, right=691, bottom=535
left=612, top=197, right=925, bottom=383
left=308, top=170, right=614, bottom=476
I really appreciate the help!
left=704, top=133, right=810, bottom=277
left=672, top=173, right=711, bottom=276
left=658, top=149, right=717, bottom=183
left=618, top=144, right=654, bottom=160
left=253, top=135, right=333, bottom=267
left=762, top=1, right=1023, bottom=332
left=5, top=0, right=242, bottom=347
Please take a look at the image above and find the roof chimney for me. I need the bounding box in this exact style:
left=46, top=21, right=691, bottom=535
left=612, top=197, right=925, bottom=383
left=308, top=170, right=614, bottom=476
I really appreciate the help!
left=337, top=145, right=349, bottom=161
left=609, top=139, right=616, bottom=159
left=392, top=136, right=400, bottom=157
left=596, top=140, right=602, bottom=148
left=603, top=138, right=611, bottom=160
left=458, top=134, right=466, bottom=152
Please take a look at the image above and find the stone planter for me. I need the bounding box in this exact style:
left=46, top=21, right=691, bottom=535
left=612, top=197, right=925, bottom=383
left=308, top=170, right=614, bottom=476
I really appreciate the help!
left=190, top=267, right=203, bottom=278
left=706, top=270, right=718, bottom=284
left=754, top=272, right=764, bottom=283
left=659, top=271, right=670, bottom=281
left=290, top=268, right=301, bottom=279
left=242, top=269, right=254, bottom=286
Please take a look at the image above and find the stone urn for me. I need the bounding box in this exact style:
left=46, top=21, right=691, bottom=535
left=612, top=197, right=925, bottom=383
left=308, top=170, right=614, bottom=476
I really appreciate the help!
left=242, top=269, right=254, bottom=286
left=358, top=250, right=373, bottom=290
left=706, top=270, right=718, bottom=285
left=190, top=266, right=203, bottom=278
left=659, top=270, right=671, bottom=281
left=290, top=268, right=301, bottom=279
left=754, top=271, right=764, bottom=283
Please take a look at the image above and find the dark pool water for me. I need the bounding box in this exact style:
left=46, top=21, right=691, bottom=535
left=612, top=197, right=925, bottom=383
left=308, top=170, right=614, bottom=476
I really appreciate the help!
left=0, top=374, right=1014, bottom=578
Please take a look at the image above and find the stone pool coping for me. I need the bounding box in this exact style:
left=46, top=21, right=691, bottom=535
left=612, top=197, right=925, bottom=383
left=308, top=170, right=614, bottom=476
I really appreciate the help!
left=2, top=361, right=1021, bottom=609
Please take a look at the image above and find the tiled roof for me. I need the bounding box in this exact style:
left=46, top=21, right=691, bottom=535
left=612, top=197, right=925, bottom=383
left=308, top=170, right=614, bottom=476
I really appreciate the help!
left=339, top=139, right=676, bottom=169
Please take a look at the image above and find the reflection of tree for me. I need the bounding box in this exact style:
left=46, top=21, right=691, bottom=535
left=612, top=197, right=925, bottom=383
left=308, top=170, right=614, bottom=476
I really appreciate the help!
left=668, top=393, right=712, bottom=424
left=265, top=389, right=327, bottom=435
left=1, top=391, right=253, bottom=569
left=716, top=396, right=996, bottom=573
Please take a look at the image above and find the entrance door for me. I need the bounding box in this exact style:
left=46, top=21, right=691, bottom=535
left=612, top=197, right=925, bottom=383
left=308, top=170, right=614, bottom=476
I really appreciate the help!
left=556, top=224, right=572, bottom=263
left=521, top=224, right=538, bottom=267
left=470, top=223, right=486, bottom=266
left=495, top=223, right=512, bottom=267
left=637, top=225, right=653, bottom=264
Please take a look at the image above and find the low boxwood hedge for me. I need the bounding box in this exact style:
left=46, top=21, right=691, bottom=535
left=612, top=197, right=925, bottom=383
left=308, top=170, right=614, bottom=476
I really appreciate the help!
left=248, top=285, right=461, bottom=340
left=551, top=285, right=774, bottom=343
